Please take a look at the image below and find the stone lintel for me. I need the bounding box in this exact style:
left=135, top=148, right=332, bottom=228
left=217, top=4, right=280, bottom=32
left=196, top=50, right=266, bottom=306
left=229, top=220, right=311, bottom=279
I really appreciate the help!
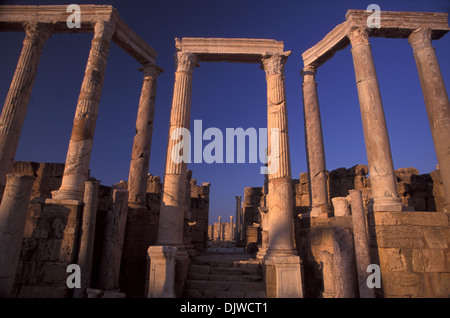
left=302, top=10, right=449, bottom=68
left=0, top=5, right=157, bottom=64
left=346, top=10, right=449, bottom=40
left=175, top=37, right=285, bottom=63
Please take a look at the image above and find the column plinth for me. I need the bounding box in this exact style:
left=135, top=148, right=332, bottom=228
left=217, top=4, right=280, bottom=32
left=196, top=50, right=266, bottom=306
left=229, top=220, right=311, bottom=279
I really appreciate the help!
left=0, top=23, right=51, bottom=194
left=52, top=20, right=115, bottom=202
left=128, top=63, right=163, bottom=207
left=408, top=28, right=450, bottom=212
left=301, top=65, right=332, bottom=217
left=348, top=26, right=402, bottom=212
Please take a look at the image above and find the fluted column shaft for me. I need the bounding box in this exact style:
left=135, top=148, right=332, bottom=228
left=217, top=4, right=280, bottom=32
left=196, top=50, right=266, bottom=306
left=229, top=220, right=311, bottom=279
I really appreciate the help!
left=157, top=52, right=197, bottom=246
left=348, top=27, right=402, bottom=212
left=53, top=20, right=115, bottom=201
left=0, top=23, right=51, bottom=194
left=262, top=53, right=296, bottom=255
left=408, top=28, right=450, bottom=212
left=128, top=63, right=163, bottom=206
left=301, top=65, right=331, bottom=217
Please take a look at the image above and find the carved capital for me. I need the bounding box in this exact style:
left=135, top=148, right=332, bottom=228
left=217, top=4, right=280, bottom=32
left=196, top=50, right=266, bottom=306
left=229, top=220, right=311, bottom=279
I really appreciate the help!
left=140, top=62, right=164, bottom=78
left=174, top=52, right=197, bottom=74
left=301, top=65, right=317, bottom=83
left=93, top=20, right=116, bottom=41
left=261, top=52, right=290, bottom=76
left=408, top=28, right=432, bottom=52
left=23, top=22, right=52, bottom=46
left=347, top=26, right=370, bottom=46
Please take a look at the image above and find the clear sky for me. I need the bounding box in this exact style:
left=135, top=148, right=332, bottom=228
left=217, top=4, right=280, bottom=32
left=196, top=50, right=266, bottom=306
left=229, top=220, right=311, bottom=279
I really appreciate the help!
left=1, top=0, right=449, bottom=225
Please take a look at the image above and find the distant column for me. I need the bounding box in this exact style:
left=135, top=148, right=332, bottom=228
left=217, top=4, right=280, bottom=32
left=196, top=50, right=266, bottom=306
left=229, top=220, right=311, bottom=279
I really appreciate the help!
left=235, top=195, right=241, bottom=243
left=157, top=52, right=197, bottom=246
left=218, top=216, right=222, bottom=242
left=230, top=215, right=234, bottom=240
left=128, top=63, right=163, bottom=207
left=0, top=23, right=51, bottom=194
left=52, top=20, right=116, bottom=201
left=408, top=28, right=450, bottom=212
left=348, top=26, right=401, bottom=212
left=301, top=65, right=331, bottom=217
left=0, top=173, right=35, bottom=297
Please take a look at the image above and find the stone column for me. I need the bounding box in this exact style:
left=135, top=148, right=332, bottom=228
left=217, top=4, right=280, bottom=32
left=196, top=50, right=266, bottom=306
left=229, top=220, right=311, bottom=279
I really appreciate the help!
left=301, top=65, right=332, bottom=217
left=333, top=227, right=358, bottom=298
left=349, top=189, right=375, bottom=298
left=218, top=216, right=222, bottom=242
left=0, top=23, right=51, bottom=194
left=74, top=178, right=100, bottom=298
left=0, top=173, right=35, bottom=297
left=157, top=52, right=197, bottom=247
left=98, top=188, right=129, bottom=291
left=52, top=20, right=116, bottom=202
left=262, top=52, right=296, bottom=255
left=230, top=215, right=234, bottom=241
left=128, top=63, right=163, bottom=207
left=348, top=26, right=402, bottom=212
left=408, top=28, right=450, bottom=212
left=262, top=53, right=303, bottom=298
left=235, top=195, right=241, bottom=243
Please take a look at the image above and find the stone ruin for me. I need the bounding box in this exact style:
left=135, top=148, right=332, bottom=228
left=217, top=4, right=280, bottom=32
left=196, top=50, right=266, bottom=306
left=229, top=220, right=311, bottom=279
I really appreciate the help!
left=0, top=5, right=449, bottom=298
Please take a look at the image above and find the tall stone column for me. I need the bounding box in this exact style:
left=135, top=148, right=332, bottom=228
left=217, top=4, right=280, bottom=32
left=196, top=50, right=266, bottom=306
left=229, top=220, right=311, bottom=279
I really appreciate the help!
left=0, top=173, right=35, bottom=297
left=348, top=26, right=402, bottom=212
left=235, top=195, right=241, bottom=243
left=157, top=52, right=197, bottom=247
left=74, top=178, right=100, bottom=298
left=0, top=23, right=51, bottom=194
left=218, top=216, right=222, bottom=242
left=408, top=28, right=450, bottom=212
left=52, top=20, right=116, bottom=201
left=301, top=65, right=332, bottom=217
left=262, top=53, right=303, bottom=298
left=230, top=215, right=234, bottom=240
left=128, top=63, right=163, bottom=207
left=262, top=52, right=296, bottom=255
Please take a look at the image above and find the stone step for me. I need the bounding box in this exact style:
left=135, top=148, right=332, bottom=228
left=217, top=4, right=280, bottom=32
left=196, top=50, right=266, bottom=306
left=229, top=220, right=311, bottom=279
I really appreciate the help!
left=185, top=280, right=266, bottom=294
left=188, top=272, right=262, bottom=282
left=184, top=288, right=266, bottom=298
left=189, top=264, right=261, bottom=275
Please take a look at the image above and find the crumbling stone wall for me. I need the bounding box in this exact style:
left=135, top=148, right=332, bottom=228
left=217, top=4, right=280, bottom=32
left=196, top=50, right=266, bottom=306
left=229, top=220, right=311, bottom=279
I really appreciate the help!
left=190, top=180, right=210, bottom=252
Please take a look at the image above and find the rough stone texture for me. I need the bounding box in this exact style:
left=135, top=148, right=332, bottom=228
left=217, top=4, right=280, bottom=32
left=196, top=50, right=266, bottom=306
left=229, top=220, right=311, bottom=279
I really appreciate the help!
left=333, top=227, right=358, bottom=297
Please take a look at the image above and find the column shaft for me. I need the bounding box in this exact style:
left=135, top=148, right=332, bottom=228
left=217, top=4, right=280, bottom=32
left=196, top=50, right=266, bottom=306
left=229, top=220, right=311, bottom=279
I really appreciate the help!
left=0, top=23, right=51, bottom=193
left=53, top=21, right=115, bottom=201
left=0, top=173, right=35, bottom=297
left=301, top=65, right=331, bottom=217
left=348, top=26, right=401, bottom=212
left=262, top=53, right=296, bottom=255
left=128, top=63, right=162, bottom=206
left=157, top=52, right=197, bottom=246
left=408, top=28, right=450, bottom=212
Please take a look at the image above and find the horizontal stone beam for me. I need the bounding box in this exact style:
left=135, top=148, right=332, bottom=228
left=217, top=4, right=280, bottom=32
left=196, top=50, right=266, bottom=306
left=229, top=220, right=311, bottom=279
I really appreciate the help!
left=0, top=4, right=157, bottom=64
left=175, top=37, right=285, bottom=63
left=302, top=10, right=449, bottom=67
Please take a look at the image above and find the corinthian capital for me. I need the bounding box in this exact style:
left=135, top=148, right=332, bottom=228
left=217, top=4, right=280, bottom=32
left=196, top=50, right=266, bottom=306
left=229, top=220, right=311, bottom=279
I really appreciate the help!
left=261, top=52, right=290, bottom=76
left=23, top=22, right=52, bottom=46
left=174, top=52, right=198, bottom=74
left=408, top=28, right=432, bottom=52
left=140, top=62, right=164, bottom=78
left=347, top=26, right=370, bottom=46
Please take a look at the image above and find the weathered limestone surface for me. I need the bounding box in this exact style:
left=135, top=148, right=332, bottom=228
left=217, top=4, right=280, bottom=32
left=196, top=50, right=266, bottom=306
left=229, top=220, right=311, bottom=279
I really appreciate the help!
left=332, top=197, right=350, bottom=217
left=73, top=179, right=100, bottom=298
left=0, top=23, right=51, bottom=194
left=0, top=173, right=35, bottom=297
left=52, top=20, right=115, bottom=201
left=147, top=246, right=178, bottom=298
left=348, top=26, right=402, bottom=212
left=128, top=63, right=163, bottom=206
left=333, top=227, right=358, bottom=297
left=301, top=65, right=331, bottom=217
left=408, top=28, right=450, bottom=212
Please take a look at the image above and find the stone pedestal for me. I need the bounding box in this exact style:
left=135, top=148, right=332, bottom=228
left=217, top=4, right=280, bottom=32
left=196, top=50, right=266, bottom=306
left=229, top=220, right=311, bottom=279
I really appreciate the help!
left=0, top=23, right=51, bottom=194
left=301, top=65, right=332, bottom=217
left=53, top=20, right=115, bottom=201
left=147, top=245, right=178, bottom=298
left=332, top=197, right=350, bottom=217
left=408, top=28, right=450, bottom=212
left=333, top=227, right=358, bottom=298
left=264, top=254, right=303, bottom=298
left=0, top=173, right=35, bottom=297
left=74, top=179, right=100, bottom=298
left=349, top=189, right=375, bottom=298
left=128, top=63, right=162, bottom=207
left=348, top=26, right=402, bottom=212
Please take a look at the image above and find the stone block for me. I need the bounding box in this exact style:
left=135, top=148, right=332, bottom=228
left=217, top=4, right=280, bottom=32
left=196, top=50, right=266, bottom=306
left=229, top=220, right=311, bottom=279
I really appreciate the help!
left=423, top=227, right=448, bottom=249
left=412, top=249, right=448, bottom=272
left=378, top=248, right=409, bottom=272
left=374, top=225, right=425, bottom=248
left=382, top=271, right=422, bottom=297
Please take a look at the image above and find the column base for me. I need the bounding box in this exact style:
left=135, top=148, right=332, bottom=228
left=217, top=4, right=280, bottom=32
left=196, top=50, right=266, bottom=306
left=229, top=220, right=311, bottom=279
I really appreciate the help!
left=264, top=254, right=304, bottom=298
left=51, top=189, right=84, bottom=202
left=310, top=205, right=333, bottom=218
left=127, top=200, right=147, bottom=209
left=147, top=245, right=178, bottom=298
left=373, top=197, right=402, bottom=212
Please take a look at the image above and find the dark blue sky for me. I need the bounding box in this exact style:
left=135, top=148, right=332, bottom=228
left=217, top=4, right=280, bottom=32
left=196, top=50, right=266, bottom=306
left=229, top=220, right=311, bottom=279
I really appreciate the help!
left=1, top=0, right=449, bottom=224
